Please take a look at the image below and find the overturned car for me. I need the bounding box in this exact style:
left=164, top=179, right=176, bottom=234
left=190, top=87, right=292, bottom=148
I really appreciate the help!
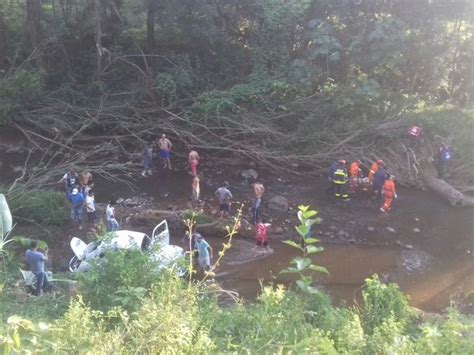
left=69, top=220, right=185, bottom=274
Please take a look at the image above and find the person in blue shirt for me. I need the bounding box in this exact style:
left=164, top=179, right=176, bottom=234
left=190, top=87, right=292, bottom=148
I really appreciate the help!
left=194, top=233, right=213, bottom=272
left=372, top=169, right=387, bottom=202
left=68, top=187, right=85, bottom=230
left=25, top=240, right=50, bottom=296
left=142, top=142, right=154, bottom=176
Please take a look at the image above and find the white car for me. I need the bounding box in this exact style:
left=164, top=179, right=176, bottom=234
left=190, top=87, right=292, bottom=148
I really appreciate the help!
left=69, top=220, right=184, bottom=274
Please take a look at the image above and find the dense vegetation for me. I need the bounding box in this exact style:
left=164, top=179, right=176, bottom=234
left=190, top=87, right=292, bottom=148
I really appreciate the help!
left=0, top=0, right=472, bottom=187
left=1, top=1, right=473, bottom=352
left=1, top=251, right=473, bottom=353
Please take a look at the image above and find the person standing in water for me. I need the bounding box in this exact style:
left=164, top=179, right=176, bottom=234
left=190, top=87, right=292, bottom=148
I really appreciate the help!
left=215, top=181, right=233, bottom=218
left=194, top=233, right=213, bottom=272
left=157, top=134, right=172, bottom=169
left=188, top=150, right=200, bottom=177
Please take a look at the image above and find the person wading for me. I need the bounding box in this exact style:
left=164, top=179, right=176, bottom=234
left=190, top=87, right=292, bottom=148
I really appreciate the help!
left=194, top=233, right=213, bottom=272
left=380, top=175, right=398, bottom=213
left=436, top=142, right=451, bottom=179
left=333, top=160, right=349, bottom=200
left=372, top=169, right=387, bottom=202
left=157, top=134, right=172, bottom=169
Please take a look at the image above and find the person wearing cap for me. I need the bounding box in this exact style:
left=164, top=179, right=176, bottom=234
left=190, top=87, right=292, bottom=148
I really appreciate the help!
left=157, top=134, right=172, bottom=169
left=215, top=181, right=233, bottom=218
left=380, top=175, right=398, bottom=213
left=256, top=222, right=271, bottom=248
left=194, top=234, right=213, bottom=272
left=68, top=187, right=85, bottom=230
left=333, top=160, right=349, bottom=200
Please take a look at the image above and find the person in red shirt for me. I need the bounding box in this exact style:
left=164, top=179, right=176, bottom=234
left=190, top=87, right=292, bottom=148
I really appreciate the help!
left=380, top=175, right=398, bottom=213
left=349, top=160, right=362, bottom=192
left=256, top=223, right=271, bottom=248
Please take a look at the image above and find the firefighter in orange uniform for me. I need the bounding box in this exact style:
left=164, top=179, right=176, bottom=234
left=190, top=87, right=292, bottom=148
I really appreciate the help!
left=368, top=159, right=383, bottom=183
left=380, top=175, right=398, bottom=213
left=349, top=160, right=362, bottom=192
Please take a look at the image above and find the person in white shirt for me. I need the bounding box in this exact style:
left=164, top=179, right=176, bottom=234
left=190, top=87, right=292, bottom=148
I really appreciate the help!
left=85, top=190, right=97, bottom=230
left=105, top=201, right=119, bottom=231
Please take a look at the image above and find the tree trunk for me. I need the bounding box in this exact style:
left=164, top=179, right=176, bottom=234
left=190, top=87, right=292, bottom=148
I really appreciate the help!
left=146, top=0, right=156, bottom=50
left=420, top=160, right=474, bottom=207
left=93, top=0, right=103, bottom=77
left=25, top=0, right=43, bottom=62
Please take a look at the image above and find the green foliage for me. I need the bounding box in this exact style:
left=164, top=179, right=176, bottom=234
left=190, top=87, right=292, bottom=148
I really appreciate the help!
left=3, top=189, right=68, bottom=226
left=78, top=250, right=163, bottom=312
left=0, top=71, right=45, bottom=124
left=280, top=205, right=326, bottom=295
left=361, top=274, right=413, bottom=335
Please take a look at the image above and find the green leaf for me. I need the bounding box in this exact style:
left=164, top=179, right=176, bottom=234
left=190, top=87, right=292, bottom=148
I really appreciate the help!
left=298, top=205, right=309, bottom=213
left=279, top=267, right=299, bottom=275
left=282, top=240, right=303, bottom=251
left=306, top=245, right=323, bottom=254
left=295, top=225, right=309, bottom=238
left=308, top=265, right=329, bottom=274
left=303, top=210, right=318, bottom=219
left=293, top=257, right=311, bottom=271
left=306, top=285, right=320, bottom=294
left=303, top=238, right=320, bottom=245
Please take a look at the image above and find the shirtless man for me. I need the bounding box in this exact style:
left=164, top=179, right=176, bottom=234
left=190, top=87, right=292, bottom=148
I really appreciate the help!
left=188, top=150, right=200, bottom=177
left=157, top=134, right=172, bottom=169
left=252, top=181, right=265, bottom=224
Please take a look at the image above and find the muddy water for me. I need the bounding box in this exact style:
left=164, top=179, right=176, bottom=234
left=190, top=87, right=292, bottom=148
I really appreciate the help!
left=2, top=150, right=473, bottom=312
left=91, top=168, right=473, bottom=313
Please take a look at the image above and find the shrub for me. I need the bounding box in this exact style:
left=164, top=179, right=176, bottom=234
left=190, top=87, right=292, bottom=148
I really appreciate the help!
left=361, top=275, right=413, bottom=335
left=78, top=250, right=164, bottom=312
left=4, top=189, right=69, bottom=226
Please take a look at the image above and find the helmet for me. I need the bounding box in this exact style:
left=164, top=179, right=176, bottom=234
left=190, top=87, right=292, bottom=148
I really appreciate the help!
left=338, top=159, right=346, bottom=165
left=376, top=159, right=384, bottom=165
left=390, top=175, right=395, bottom=180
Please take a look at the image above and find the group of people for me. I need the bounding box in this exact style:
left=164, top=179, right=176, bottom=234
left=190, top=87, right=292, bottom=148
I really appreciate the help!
left=58, top=169, right=119, bottom=232
left=328, top=159, right=398, bottom=213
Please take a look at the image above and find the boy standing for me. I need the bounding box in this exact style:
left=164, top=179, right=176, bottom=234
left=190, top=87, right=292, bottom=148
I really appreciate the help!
left=68, top=187, right=84, bottom=230
left=85, top=190, right=97, bottom=230
left=215, top=181, right=233, bottom=217
left=194, top=233, right=213, bottom=272
left=188, top=150, right=200, bottom=177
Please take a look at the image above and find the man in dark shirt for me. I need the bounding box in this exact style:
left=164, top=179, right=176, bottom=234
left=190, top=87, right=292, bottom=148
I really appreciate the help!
left=25, top=240, right=50, bottom=296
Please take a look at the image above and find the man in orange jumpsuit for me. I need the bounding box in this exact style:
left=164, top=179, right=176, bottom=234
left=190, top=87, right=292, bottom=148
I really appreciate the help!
left=349, top=160, right=362, bottom=192
left=368, top=159, right=383, bottom=183
left=380, top=175, right=398, bottom=213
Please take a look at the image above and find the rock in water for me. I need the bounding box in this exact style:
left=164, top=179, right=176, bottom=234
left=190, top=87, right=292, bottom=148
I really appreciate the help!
left=240, top=169, right=258, bottom=181
left=368, top=226, right=375, bottom=232
left=267, top=195, right=289, bottom=212
left=386, top=227, right=396, bottom=234
left=413, top=228, right=421, bottom=233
